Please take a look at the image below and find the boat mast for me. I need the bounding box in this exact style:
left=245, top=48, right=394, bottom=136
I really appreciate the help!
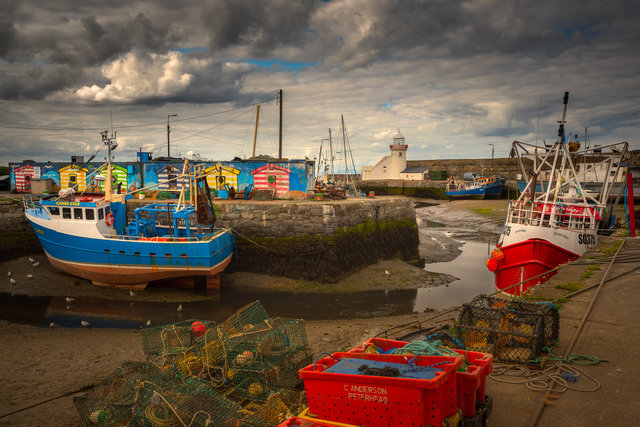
left=342, top=115, right=349, bottom=189
left=328, top=128, right=335, bottom=182
left=101, top=130, right=117, bottom=200
left=252, top=105, right=260, bottom=157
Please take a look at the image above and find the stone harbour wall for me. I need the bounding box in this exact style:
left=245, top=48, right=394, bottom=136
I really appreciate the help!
left=214, top=197, right=416, bottom=238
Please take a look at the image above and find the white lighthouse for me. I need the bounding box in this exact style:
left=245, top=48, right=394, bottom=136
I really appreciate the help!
left=388, top=131, right=408, bottom=177
left=360, top=130, right=428, bottom=181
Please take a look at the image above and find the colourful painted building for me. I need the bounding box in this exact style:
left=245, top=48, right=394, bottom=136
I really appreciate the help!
left=10, top=158, right=315, bottom=197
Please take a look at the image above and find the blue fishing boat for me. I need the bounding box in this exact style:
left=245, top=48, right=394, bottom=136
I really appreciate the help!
left=23, top=132, right=235, bottom=289
left=445, top=175, right=505, bottom=199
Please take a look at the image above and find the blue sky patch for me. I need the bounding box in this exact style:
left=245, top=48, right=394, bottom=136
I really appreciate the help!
left=246, top=59, right=317, bottom=71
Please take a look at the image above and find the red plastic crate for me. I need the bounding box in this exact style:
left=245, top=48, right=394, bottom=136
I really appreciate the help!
left=299, top=352, right=462, bottom=427
left=350, top=338, right=493, bottom=418
left=453, top=348, right=493, bottom=402
left=277, top=417, right=343, bottom=426
left=455, top=364, right=481, bottom=418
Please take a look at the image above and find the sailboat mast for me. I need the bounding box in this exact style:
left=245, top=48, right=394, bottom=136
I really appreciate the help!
left=341, top=114, right=349, bottom=189
left=329, top=128, right=335, bottom=181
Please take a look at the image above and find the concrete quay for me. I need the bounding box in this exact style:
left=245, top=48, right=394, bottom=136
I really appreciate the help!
left=486, top=236, right=640, bottom=426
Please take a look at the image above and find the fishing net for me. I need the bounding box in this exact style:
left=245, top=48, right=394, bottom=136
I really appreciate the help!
left=424, top=331, right=466, bottom=350
left=457, top=296, right=546, bottom=364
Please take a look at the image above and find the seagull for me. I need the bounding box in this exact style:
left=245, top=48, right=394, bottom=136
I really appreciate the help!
left=444, top=231, right=453, bottom=237
left=10, top=278, right=17, bottom=285
left=129, top=290, right=137, bottom=297
left=177, top=304, right=183, bottom=312
left=146, top=320, right=151, bottom=327
left=29, top=257, right=35, bottom=263
left=49, top=322, right=56, bottom=328
left=385, top=270, right=391, bottom=276
left=65, top=297, right=75, bottom=303
left=81, top=320, right=90, bottom=327
left=27, top=274, right=33, bottom=279
left=32, top=262, right=40, bottom=267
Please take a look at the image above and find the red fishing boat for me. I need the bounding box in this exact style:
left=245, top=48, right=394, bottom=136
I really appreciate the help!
left=488, top=92, right=629, bottom=295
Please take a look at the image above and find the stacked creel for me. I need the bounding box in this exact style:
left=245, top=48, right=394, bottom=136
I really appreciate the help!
left=75, top=300, right=310, bottom=426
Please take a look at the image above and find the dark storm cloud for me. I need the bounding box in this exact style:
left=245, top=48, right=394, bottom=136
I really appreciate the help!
left=201, top=0, right=318, bottom=55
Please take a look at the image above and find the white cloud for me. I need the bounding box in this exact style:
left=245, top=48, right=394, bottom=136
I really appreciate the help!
left=75, top=52, right=198, bottom=102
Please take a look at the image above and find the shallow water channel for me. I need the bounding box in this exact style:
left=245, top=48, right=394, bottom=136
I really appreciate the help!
left=1, top=204, right=504, bottom=328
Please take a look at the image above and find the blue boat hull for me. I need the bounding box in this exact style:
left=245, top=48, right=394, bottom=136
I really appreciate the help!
left=446, top=181, right=504, bottom=199
left=28, top=219, right=235, bottom=286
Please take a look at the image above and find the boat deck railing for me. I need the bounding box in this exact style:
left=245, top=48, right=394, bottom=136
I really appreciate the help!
left=102, top=228, right=230, bottom=242
left=507, top=200, right=604, bottom=231
left=22, top=195, right=43, bottom=210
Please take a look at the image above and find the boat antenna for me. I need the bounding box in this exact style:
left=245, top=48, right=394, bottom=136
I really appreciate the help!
left=101, top=129, right=118, bottom=199
left=535, top=88, right=542, bottom=146
left=556, top=91, right=569, bottom=143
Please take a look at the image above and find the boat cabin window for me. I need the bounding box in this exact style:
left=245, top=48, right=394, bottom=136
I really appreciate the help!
left=105, top=206, right=111, bottom=215
left=74, top=208, right=83, bottom=220
left=47, top=207, right=60, bottom=216
left=98, top=208, right=104, bottom=220
left=85, top=209, right=95, bottom=220
left=62, top=207, right=71, bottom=219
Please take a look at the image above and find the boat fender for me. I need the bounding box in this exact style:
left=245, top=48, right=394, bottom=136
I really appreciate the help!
left=105, top=212, right=114, bottom=226
left=486, top=257, right=498, bottom=272
left=491, top=248, right=504, bottom=261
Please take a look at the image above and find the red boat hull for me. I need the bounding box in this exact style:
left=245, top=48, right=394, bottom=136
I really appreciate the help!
left=494, top=238, right=579, bottom=296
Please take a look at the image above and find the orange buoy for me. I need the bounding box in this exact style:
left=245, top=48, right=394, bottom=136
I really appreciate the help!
left=491, top=248, right=504, bottom=261
left=486, top=257, right=498, bottom=272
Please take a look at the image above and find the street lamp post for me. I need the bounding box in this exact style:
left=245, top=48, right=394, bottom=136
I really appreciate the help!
left=167, top=113, right=178, bottom=157
left=488, top=143, right=494, bottom=171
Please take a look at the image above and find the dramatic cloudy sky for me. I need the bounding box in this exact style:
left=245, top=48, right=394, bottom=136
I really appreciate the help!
left=1, top=0, right=639, bottom=171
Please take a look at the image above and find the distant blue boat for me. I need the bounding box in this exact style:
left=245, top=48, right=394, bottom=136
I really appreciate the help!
left=446, top=175, right=505, bottom=199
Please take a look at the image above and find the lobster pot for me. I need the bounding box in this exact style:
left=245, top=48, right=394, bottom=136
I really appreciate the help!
left=233, top=390, right=307, bottom=426
left=73, top=362, right=153, bottom=426
left=228, top=348, right=313, bottom=402
left=128, top=379, right=243, bottom=427
left=457, top=302, right=545, bottom=364
left=467, top=295, right=559, bottom=347
left=226, top=318, right=308, bottom=370
left=141, top=319, right=217, bottom=362
left=218, top=301, right=270, bottom=338
left=73, top=362, right=196, bottom=427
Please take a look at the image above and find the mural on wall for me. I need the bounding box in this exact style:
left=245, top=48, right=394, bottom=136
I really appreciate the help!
left=59, top=165, right=89, bottom=191
left=12, top=164, right=39, bottom=193
left=157, top=165, right=189, bottom=190
left=10, top=159, right=314, bottom=196
left=41, top=168, right=60, bottom=192
left=205, top=164, right=240, bottom=191
left=251, top=164, right=292, bottom=196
